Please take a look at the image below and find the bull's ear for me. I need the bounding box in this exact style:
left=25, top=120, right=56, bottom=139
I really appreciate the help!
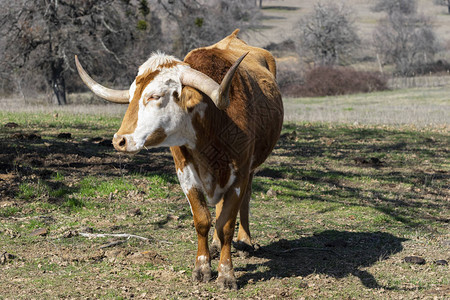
left=179, top=87, right=203, bottom=110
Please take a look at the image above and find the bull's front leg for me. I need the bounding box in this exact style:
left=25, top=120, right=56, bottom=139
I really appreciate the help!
left=211, top=172, right=254, bottom=258
left=174, top=153, right=212, bottom=283
left=186, top=187, right=212, bottom=282
left=215, top=186, right=243, bottom=290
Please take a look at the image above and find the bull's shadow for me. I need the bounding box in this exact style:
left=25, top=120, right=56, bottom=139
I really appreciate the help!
left=237, top=230, right=406, bottom=289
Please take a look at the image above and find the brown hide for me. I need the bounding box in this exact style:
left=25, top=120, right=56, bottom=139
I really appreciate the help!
left=116, top=69, right=161, bottom=136
left=176, top=32, right=283, bottom=174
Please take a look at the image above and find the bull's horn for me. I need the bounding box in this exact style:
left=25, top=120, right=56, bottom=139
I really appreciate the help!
left=75, top=55, right=129, bottom=104
left=180, top=52, right=248, bottom=110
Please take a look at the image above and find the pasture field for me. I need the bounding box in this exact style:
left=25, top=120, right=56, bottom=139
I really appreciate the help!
left=283, top=86, right=450, bottom=126
left=0, top=91, right=449, bottom=299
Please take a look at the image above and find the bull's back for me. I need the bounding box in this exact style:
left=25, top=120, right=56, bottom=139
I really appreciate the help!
left=184, top=33, right=283, bottom=170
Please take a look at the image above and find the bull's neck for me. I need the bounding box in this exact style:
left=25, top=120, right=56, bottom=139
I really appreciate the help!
left=185, top=103, right=234, bottom=171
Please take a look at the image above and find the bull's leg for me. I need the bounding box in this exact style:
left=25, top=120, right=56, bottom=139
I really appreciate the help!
left=186, top=187, right=212, bottom=283
left=210, top=200, right=223, bottom=259
left=172, top=147, right=213, bottom=283
left=236, top=171, right=254, bottom=251
left=211, top=172, right=254, bottom=257
left=215, top=186, right=243, bottom=290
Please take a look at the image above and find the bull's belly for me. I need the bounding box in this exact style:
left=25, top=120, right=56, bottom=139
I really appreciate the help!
left=250, top=105, right=283, bottom=170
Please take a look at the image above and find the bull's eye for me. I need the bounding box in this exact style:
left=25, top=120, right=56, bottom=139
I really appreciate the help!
left=143, top=95, right=161, bottom=106
left=173, top=91, right=179, bottom=101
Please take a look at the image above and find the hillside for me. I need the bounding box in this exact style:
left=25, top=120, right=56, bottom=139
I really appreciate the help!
left=246, top=0, right=450, bottom=61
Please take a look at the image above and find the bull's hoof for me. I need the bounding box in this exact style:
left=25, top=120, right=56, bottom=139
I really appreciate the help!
left=217, top=273, right=238, bottom=290
left=192, top=263, right=211, bottom=283
left=234, top=240, right=254, bottom=252
left=209, top=241, right=221, bottom=259
left=233, top=240, right=255, bottom=258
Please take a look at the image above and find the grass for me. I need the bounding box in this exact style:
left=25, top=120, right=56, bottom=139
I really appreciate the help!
left=284, top=86, right=450, bottom=126
left=0, top=90, right=449, bottom=298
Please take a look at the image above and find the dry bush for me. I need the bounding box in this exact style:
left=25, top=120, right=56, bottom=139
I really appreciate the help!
left=276, top=58, right=305, bottom=96
left=295, top=1, right=360, bottom=66
left=280, top=66, right=388, bottom=97
left=374, top=12, right=438, bottom=76
left=372, top=0, right=418, bottom=15
left=412, top=59, right=450, bottom=75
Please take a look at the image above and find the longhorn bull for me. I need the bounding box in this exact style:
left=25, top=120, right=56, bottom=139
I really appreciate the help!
left=75, top=29, right=283, bottom=289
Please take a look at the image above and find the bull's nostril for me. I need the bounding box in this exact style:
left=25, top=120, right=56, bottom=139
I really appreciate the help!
left=113, top=135, right=132, bottom=152
left=119, top=138, right=126, bottom=147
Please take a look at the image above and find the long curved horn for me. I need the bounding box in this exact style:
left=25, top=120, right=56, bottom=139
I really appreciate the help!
left=180, top=52, right=248, bottom=110
left=75, top=55, right=129, bottom=104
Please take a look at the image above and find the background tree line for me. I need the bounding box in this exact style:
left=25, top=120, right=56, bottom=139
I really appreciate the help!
left=279, top=0, right=444, bottom=96
left=0, top=0, right=448, bottom=103
left=0, top=0, right=258, bottom=105
left=295, top=0, right=439, bottom=74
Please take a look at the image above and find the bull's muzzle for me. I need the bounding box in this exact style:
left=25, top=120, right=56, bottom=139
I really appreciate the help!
left=112, top=134, right=135, bottom=153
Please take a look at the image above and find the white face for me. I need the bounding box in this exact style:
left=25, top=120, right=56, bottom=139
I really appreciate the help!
left=112, top=57, right=196, bottom=153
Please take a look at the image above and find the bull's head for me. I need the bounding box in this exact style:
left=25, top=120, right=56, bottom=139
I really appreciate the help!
left=75, top=52, right=247, bottom=153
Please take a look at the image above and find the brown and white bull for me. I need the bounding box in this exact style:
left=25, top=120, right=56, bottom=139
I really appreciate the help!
left=75, top=29, right=283, bottom=289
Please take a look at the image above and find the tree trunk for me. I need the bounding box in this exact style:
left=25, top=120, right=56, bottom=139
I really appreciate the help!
left=51, top=62, right=66, bottom=105
left=448, top=0, right=450, bottom=14
left=52, top=75, right=66, bottom=105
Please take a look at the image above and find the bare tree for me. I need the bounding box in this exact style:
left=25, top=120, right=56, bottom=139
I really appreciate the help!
left=433, top=0, right=450, bottom=14
left=0, top=0, right=162, bottom=104
left=158, top=0, right=260, bottom=57
left=372, top=0, right=417, bottom=15
left=295, top=1, right=360, bottom=66
left=373, top=12, right=438, bottom=75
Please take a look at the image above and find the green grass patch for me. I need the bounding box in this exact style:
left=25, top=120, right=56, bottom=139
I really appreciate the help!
left=0, top=206, right=20, bottom=217
left=78, top=176, right=135, bottom=198
left=52, top=172, right=65, bottom=181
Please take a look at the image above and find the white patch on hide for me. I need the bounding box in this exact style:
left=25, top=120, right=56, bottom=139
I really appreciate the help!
left=138, top=52, right=182, bottom=76
left=128, top=80, right=137, bottom=103
left=177, top=163, right=202, bottom=215
left=193, top=102, right=207, bottom=120
left=197, top=255, right=208, bottom=263
left=206, top=167, right=236, bottom=205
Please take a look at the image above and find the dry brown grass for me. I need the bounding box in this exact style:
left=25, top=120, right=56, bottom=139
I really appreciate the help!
left=283, top=86, right=450, bottom=127
left=2, top=83, right=449, bottom=128
left=0, top=95, right=126, bottom=116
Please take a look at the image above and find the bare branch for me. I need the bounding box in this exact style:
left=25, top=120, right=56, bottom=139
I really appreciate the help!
left=295, top=2, right=360, bottom=66
left=99, top=240, right=126, bottom=249
left=373, top=12, right=438, bottom=75
left=98, top=37, right=123, bottom=64
left=79, top=232, right=151, bottom=241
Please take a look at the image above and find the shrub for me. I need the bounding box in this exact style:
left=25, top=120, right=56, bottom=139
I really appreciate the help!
left=411, top=59, right=450, bottom=75
left=280, top=66, right=388, bottom=97
left=277, top=60, right=305, bottom=97
left=136, top=20, right=148, bottom=31
left=374, top=13, right=438, bottom=76
left=295, top=2, right=360, bottom=66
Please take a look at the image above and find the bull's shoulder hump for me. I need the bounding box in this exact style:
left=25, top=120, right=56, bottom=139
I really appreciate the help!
left=184, top=30, right=277, bottom=78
